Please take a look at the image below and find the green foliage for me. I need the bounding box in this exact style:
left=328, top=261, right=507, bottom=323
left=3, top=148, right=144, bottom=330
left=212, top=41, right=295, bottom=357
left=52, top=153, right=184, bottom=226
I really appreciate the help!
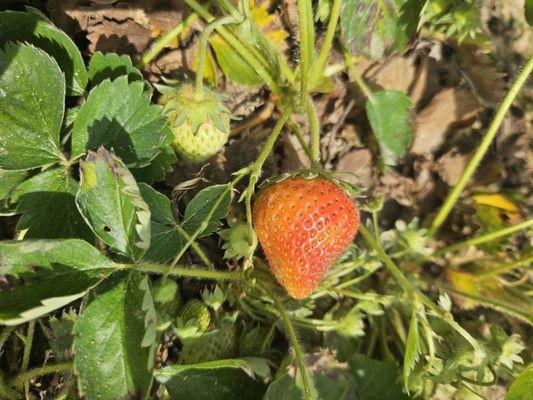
left=506, top=365, right=533, bottom=400
left=88, top=51, right=143, bottom=86
left=365, top=90, right=413, bottom=168
left=0, top=10, right=87, bottom=95
left=0, top=43, right=65, bottom=170
left=74, top=272, right=155, bottom=400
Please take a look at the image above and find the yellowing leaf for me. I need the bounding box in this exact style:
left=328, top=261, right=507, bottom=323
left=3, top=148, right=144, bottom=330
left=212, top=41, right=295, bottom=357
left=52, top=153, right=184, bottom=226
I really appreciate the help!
left=251, top=0, right=288, bottom=52
left=472, top=193, right=520, bottom=213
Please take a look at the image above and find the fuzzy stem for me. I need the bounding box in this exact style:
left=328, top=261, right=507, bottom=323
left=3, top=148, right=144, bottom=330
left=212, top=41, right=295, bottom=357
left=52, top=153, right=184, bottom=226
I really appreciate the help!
left=343, top=48, right=375, bottom=103
left=10, top=362, right=73, bottom=389
left=195, top=16, right=240, bottom=97
left=136, top=262, right=243, bottom=281
left=359, top=225, right=480, bottom=351
left=435, top=218, right=533, bottom=256
left=297, top=0, right=314, bottom=110
left=137, top=8, right=205, bottom=69
left=184, top=0, right=282, bottom=94
left=312, top=0, right=342, bottom=82
left=430, top=56, right=533, bottom=236
left=307, top=96, right=321, bottom=165
left=477, top=255, right=533, bottom=277
left=175, top=225, right=213, bottom=268
left=286, top=119, right=315, bottom=164
left=271, top=294, right=313, bottom=400
left=20, top=320, right=35, bottom=373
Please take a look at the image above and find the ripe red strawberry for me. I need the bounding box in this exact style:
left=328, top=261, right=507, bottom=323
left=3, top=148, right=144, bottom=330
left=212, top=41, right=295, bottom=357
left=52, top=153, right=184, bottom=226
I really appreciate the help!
left=252, top=176, right=360, bottom=299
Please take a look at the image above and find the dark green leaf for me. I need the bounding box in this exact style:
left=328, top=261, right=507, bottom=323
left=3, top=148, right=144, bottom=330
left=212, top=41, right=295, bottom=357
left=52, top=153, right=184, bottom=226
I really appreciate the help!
left=71, top=76, right=172, bottom=168
left=0, top=169, right=26, bottom=201
left=40, top=310, right=77, bottom=362
left=74, top=271, right=155, bottom=400
left=506, top=365, right=533, bottom=400
left=365, top=90, right=413, bottom=168
left=155, top=359, right=266, bottom=400
left=526, top=0, right=533, bottom=26
left=0, top=11, right=88, bottom=95
left=339, top=0, right=422, bottom=61
left=131, top=145, right=176, bottom=184
left=12, top=169, right=93, bottom=240
left=138, top=183, right=183, bottom=262
left=0, top=239, right=116, bottom=325
left=76, top=148, right=151, bottom=260
left=182, top=184, right=231, bottom=237
left=0, top=42, right=64, bottom=170
left=349, top=354, right=410, bottom=400
left=263, top=373, right=303, bottom=400
left=88, top=51, right=143, bottom=86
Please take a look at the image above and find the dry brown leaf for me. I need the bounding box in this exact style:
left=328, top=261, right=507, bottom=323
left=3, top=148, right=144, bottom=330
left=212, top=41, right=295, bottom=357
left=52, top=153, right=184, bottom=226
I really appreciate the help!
left=335, top=149, right=374, bottom=189
left=438, top=150, right=469, bottom=186
left=368, top=54, right=417, bottom=93
left=411, top=87, right=479, bottom=156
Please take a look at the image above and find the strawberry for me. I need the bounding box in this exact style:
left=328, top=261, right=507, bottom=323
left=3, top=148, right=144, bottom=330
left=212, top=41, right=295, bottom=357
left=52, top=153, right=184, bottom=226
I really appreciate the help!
left=178, top=299, right=211, bottom=332
left=156, top=82, right=232, bottom=163
left=252, top=176, right=360, bottom=299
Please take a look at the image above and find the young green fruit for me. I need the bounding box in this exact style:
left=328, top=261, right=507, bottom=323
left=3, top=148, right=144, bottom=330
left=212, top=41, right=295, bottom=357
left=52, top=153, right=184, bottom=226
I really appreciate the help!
left=253, top=176, right=360, bottom=299
left=178, top=299, right=211, bottom=332
left=178, top=325, right=237, bottom=364
left=156, top=83, right=232, bottom=163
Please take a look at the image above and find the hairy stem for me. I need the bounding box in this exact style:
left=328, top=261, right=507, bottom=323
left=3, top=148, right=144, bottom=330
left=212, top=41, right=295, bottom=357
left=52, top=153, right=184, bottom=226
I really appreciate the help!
left=175, top=225, right=213, bottom=268
left=297, top=0, right=314, bottom=109
left=137, top=8, right=205, bottom=68
left=343, top=48, right=375, bottom=103
left=435, top=218, right=533, bottom=255
left=271, top=294, right=312, bottom=400
left=430, top=56, right=533, bottom=236
left=136, top=262, right=243, bottom=281
left=312, top=0, right=342, bottom=82
left=307, top=96, right=321, bottom=165
left=195, top=16, right=239, bottom=97
left=359, top=225, right=480, bottom=351
left=10, top=362, right=73, bottom=389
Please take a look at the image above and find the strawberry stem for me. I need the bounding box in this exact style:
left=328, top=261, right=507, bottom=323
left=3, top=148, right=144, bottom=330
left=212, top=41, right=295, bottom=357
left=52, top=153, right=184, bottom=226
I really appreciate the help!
left=307, top=96, right=321, bottom=165
left=430, top=56, right=533, bottom=237
left=311, top=0, right=342, bottom=84
left=9, top=362, right=73, bottom=389
left=297, top=0, right=314, bottom=111
left=271, top=293, right=313, bottom=400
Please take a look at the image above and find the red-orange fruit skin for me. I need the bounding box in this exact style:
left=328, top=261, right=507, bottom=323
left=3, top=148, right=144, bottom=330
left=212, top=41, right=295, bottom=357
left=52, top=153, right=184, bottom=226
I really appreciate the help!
left=252, top=177, right=360, bottom=299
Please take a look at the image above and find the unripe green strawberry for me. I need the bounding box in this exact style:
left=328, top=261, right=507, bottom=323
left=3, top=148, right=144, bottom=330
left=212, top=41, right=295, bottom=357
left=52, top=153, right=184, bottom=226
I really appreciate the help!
left=253, top=176, right=360, bottom=299
left=178, top=299, right=211, bottom=332
left=156, top=82, right=232, bottom=163
left=178, top=325, right=237, bottom=364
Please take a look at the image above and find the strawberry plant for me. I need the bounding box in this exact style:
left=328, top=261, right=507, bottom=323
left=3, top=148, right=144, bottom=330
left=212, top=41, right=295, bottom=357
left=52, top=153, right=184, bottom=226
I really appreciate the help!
left=0, top=2, right=532, bottom=400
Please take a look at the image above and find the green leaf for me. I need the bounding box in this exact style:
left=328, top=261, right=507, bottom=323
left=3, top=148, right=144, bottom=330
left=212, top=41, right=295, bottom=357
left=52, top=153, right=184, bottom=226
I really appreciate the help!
left=0, top=42, right=64, bottom=170
left=40, top=310, right=77, bottom=362
left=0, top=169, right=26, bottom=201
left=339, top=0, right=422, bottom=61
left=210, top=34, right=263, bottom=86
left=0, top=10, right=88, bottom=95
left=0, top=239, right=116, bottom=325
left=526, top=0, right=533, bottom=26
left=155, top=358, right=267, bottom=400
left=182, top=184, right=232, bottom=237
left=506, top=365, right=533, bottom=400
left=263, top=373, right=303, bottom=400
left=74, top=271, right=155, bottom=400
left=138, top=183, right=183, bottom=262
left=365, top=90, right=413, bottom=168
left=88, top=51, right=143, bottom=86
left=12, top=169, right=93, bottom=240
left=349, top=354, right=410, bottom=400
left=403, top=314, right=420, bottom=389
left=131, top=144, right=176, bottom=184
left=76, top=148, right=151, bottom=260
left=71, top=76, right=172, bottom=168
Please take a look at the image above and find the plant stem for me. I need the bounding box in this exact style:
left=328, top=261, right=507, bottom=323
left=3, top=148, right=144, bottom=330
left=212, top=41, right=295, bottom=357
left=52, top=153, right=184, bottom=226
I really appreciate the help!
left=195, top=16, right=239, bottom=97
left=297, top=0, right=314, bottom=110
left=343, top=48, right=375, bottom=103
left=430, top=56, right=533, bottom=236
left=271, top=294, right=312, bottom=400
left=175, top=225, right=213, bottom=268
left=435, top=218, right=533, bottom=256
left=286, top=119, right=315, bottom=164
left=20, top=320, right=35, bottom=373
left=359, top=225, right=480, bottom=351
left=0, top=374, right=17, bottom=400
left=184, top=0, right=282, bottom=95
left=312, top=0, right=342, bottom=82
left=307, top=96, right=321, bottom=165
left=477, top=255, right=533, bottom=277
left=137, top=262, right=243, bottom=281
left=137, top=8, right=205, bottom=69
left=10, top=362, right=73, bottom=389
